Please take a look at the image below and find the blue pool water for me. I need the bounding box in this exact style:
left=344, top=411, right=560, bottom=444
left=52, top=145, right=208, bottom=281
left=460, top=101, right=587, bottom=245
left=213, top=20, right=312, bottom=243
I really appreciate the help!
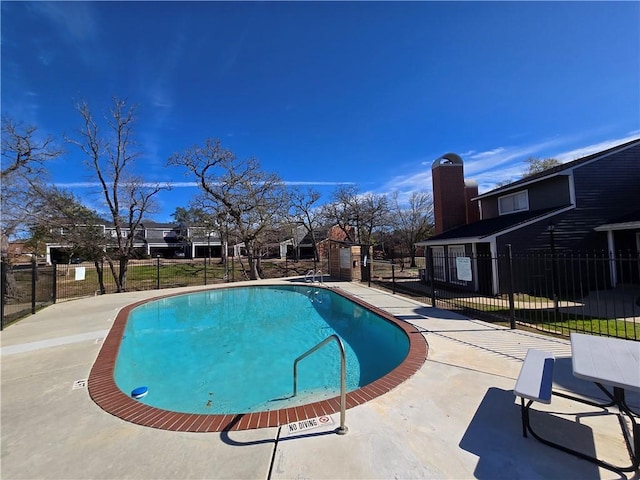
left=114, top=285, right=409, bottom=414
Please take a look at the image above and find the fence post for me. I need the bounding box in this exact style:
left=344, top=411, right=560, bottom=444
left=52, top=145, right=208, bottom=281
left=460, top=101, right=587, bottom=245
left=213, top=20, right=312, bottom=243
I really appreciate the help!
left=203, top=255, right=207, bottom=286
left=156, top=255, right=161, bottom=289
left=391, top=263, right=396, bottom=294
left=52, top=262, right=57, bottom=304
left=506, top=244, right=516, bottom=329
left=549, top=225, right=559, bottom=317
left=31, top=257, right=37, bottom=314
left=428, top=247, right=436, bottom=307
left=1, top=259, right=6, bottom=330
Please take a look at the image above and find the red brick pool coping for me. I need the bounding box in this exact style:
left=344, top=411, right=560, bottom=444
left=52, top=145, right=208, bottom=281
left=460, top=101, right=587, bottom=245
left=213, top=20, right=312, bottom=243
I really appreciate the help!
left=88, top=284, right=428, bottom=432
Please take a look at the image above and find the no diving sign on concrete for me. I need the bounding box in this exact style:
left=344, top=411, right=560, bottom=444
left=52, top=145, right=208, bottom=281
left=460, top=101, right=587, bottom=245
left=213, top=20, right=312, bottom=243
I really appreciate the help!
left=285, top=415, right=334, bottom=435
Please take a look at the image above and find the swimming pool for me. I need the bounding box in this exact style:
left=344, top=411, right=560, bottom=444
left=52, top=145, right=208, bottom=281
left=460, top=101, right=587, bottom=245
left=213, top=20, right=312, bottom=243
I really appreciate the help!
left=88, top=283, right=427, bottom=432
left=114, top=285, right=408, bottom=414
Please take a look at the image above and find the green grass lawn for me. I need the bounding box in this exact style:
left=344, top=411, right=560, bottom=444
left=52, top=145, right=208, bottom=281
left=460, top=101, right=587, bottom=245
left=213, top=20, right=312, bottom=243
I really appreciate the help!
left=445, top=299, right=640, bottom=341
left=391, top=283, right=639, bottom=341
left=52, top=258, right=324, bottom=300
left=55, top=261, right=243, bottom=298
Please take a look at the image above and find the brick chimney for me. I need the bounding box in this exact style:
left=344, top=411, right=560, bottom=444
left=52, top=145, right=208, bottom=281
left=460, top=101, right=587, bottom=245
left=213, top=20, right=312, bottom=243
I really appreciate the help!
left=464, top=179, right=480, bottom=224
left=431, top=153, right=478, bottom=234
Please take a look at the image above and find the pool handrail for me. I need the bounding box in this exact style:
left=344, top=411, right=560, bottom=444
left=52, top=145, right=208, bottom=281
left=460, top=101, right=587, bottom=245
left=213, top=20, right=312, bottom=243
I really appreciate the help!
left=292, top=334, right=348, bottom=435
left=304, top=270, right=315, bottom=282
left=304, top=269, right=323, bottom=284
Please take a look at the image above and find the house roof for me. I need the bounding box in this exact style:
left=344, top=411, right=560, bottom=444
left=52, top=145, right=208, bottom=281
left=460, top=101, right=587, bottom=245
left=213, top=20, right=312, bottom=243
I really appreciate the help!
left=594, top=209, right=640, bottom=232
left=97, top=221, right=179, bottom=229
left=417, top=206, right=567, bottom=245
left=474, top=137, right=640, bottom=200
left=140, top=221, right=181, bottom=229
left=327, top=239, right=372, bottom=247
left=299, top=227, right=331, bottom=246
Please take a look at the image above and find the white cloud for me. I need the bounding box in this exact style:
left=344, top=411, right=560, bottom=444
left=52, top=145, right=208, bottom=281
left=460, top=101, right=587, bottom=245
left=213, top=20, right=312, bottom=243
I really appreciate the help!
left=54, top=182, right=100, bottom=188
left=29, top=2, right=98, bottom=44
left=467, top=147, right=506, bottom=160
left=153, top=182, right=194, bottom=188
left=55, top=180, right=353, bottom=189
left=374, top=171, right=433, bottom=207
left=378, top=133, right=638, bottom=199
left=553, top=133, right=640, bottom=163
left=28, top=2, right=100, bottom=68
left=462, top=137, right=570, bottom=179
left=381, top=171, right=432, bottom=193
left=284, top=181, right=355, bottom=186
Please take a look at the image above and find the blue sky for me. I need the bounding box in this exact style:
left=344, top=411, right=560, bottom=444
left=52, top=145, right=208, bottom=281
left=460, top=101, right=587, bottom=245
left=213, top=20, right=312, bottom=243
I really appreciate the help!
left=2, top=1, right=639, bottom=223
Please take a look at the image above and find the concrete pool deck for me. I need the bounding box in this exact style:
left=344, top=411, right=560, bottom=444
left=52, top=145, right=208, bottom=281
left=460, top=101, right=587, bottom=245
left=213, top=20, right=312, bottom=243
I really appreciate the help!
left=1, top=279, right=638, bottom=479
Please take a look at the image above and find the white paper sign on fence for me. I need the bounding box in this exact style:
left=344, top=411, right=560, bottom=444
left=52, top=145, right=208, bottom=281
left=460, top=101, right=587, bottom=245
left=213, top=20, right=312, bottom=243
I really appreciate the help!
left=456, top=257, right=472, bottom=281
left=74, top=267, right=86, bottom=281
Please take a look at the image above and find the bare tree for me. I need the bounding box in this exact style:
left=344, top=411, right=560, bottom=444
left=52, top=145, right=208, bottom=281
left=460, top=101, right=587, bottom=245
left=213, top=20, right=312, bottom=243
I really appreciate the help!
left=322, top=185, right=388, bottom=245
left=287, top=187, right=323, bottom=263
left=1, top=119, right=63, bottom=257
left=321, top=185, right=357, bottom=242
left=68, top=98, right=167, bottom=292
left=176, top=203, right=227, bottom=267
left=169, top=138, right=288, bottom=280
left=389, top=191, right=434, bottom=267
left=357, top=191, right=389, bottom=246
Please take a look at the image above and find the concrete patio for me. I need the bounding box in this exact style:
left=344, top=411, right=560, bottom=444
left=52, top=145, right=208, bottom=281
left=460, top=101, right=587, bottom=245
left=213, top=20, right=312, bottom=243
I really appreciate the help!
left=1, top=279, right=638, bottom=479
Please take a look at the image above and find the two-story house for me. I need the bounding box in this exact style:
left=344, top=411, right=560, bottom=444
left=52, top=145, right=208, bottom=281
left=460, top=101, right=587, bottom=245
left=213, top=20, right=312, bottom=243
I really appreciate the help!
left=46, top=222, right=224, bottom=263
left=417, top=138, right=640, bottom=295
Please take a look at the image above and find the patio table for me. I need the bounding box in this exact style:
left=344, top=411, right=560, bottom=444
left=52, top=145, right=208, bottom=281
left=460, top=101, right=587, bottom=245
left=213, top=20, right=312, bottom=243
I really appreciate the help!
left=570, top=333, right=640, bottom=472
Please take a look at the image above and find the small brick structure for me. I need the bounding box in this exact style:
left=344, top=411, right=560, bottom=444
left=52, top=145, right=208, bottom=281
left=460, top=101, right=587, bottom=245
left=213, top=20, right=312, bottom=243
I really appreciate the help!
left=327, top=240, right=372, bottom=282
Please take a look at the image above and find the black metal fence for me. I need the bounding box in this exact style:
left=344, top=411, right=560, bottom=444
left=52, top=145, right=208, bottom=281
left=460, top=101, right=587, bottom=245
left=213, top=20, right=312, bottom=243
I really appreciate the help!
left=1, top=261, right=56, bottom=329
left=369, top=249, right=640, bottom=341
left=1, top=256, right=328, bottom=330
left=5, top=249, right=638, bottom=340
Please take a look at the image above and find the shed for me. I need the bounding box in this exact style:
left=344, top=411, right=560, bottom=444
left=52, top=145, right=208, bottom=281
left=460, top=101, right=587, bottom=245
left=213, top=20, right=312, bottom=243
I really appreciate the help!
left=327, top=240, right=372, bottom=282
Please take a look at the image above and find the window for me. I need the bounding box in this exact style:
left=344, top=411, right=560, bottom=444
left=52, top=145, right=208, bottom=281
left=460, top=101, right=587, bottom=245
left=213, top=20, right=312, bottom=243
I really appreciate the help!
left=109, top=229, right=129, bottom=239
left=498, top=190, right=529, bottom=215
left=432, top=246, right=445, bottom=281
left=163, top=230, right=176, bottom=238
left=339, top=248, right=351, bottom=268
left=448, top=245, right=467, bottom=285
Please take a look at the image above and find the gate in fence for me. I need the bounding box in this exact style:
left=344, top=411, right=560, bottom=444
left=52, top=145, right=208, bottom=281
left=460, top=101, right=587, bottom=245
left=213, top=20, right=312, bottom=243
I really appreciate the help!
left=1, top=260, right=55, bottom=330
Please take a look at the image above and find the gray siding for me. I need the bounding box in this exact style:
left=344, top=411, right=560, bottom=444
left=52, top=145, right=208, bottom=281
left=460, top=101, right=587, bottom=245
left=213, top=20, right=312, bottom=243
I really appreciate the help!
left=479, top=175, right=571, bottom=220
left=570, top=142, right=640, bottom=250
left=480, top=197, right=499, bottom=219
left=527, top=176, right=571, bottom=210
left=494, top=142, right=639, bottom=253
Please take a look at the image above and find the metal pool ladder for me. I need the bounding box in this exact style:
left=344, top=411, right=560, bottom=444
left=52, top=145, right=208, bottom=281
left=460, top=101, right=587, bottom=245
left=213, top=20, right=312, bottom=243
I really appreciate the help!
left=292, top=334, right=348, bottom=435
left=305, top=269, right=323, bottom=284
